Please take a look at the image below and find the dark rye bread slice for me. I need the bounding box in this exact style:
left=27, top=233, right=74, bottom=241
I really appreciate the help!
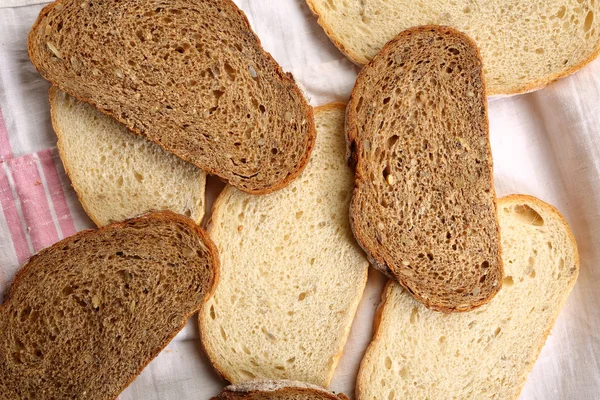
left=347, top=26, right=503, bottom=312
left=212, top=380, right=349, bottom=400
left=0, top=211, right=219, bottom=400
left=28, top=0, right=315, bottom=194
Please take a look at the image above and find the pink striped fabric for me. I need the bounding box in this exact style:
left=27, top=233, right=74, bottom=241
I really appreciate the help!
left=38, top=148, right=77, bottom=238
left=0, top=165, right=31, bottom=265
left=10, top=154, right=60, bottom=253
left=0, top=107, right=11, bottom=160
left=0, top=105, right=77, bottom=284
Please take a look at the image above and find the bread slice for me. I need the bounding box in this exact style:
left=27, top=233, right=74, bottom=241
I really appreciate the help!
left=212, top=380, right=349, bottom=400
left=0, top=211, right=219, bottom=400
left=347, top=26, right=502, bottom=312
left=306, top=1, right=600, bottom=95
left=200, top=104, right=369, bottom=386
left=50, top=87, right=206, bottom=226
left=28, top=0, right=315, bottom=194
left=356, top=195, right=579, bottom=400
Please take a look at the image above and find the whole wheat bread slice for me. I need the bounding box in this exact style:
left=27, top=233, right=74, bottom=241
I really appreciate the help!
left=347, top=26, right=503, bottom=312
left=0, top=211, right=219, bottom=400
left=212, top=380, right=349, bottom=400
left=200, top=104, right=369, bottom=386
left=50, top=87, right=206, bottom=226
left=306, top=0, right=600, bottom=95
left=29, top=0, right=315, bottom=194
left=356, top=195, right=579, bottom=400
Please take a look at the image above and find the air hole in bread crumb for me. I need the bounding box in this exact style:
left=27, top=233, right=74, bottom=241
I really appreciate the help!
left=385, top=356, right=392, bottom=369
left=19, top=307, right=31, bottom=322
left=503, top=276, right=514, bottom=287
left=585, top=10, right=595, bottom=32
left=513, top=204, right=544, bottom=226
left=298, top=292, right=307, bottom=301
left=409, top=306, right=419, bottom=323
left=529, top=269, right=536, bottom=278
left=239, top=369, right=255, bottom=379
left=133, top=171, right=144, bottom=182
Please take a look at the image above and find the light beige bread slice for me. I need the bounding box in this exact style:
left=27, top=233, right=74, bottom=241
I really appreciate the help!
left=0, top=211, right=219, bottom=400
left=356, top=195, right=579, bottom=400
left=212, top=380, right=349, bottom=400
left=29, top=0, right=315, bottom=194
left=306, top=0, right=600, bottom=95
left=50, top=87, right=206, bottom=226
left=200, top=104, right=369, bottom=386
left=347, top=26, right=502, bottom=312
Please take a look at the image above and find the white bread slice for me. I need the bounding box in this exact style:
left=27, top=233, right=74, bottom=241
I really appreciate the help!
left=356, top=195, right=579, bottom=400
left=306, top=0, right=600, bottom=95
left=199, top=104, right=369, bottom=386
left=212, top=380, right=349, bottom=399
left=49, top=87, right=206, bottom=226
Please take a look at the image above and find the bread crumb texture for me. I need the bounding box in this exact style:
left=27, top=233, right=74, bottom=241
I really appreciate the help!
left=200, top=105, right=369, bottom=386
left=30, top=0, right=315, bottom=193
left=307, top=0, right=600, bottom=94
left=0, top=212, right=217, bottom=400
left=348, top=26, right=502, bottom=312
left=356, top=195, right=579, bottom=400
left=51, top=88, right=206, bottom=226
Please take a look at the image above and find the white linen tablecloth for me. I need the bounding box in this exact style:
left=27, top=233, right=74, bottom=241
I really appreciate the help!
left=0, top=1, right=598, bottom=399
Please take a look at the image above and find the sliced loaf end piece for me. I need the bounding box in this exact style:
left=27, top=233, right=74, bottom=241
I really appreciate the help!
left=29, top=0, right=315, bottom=194
left=213, top=380, right=349, bottom=400
left=347, top=26, right=503, bottom=312
left=356, top=194, right=579, bottom=400
left=50, top=87, right=206, bottom=226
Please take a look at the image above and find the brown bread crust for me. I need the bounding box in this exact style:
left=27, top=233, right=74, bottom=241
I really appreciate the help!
left=212, top=380, right=349, bottom=400
left=346, top=26, right=503, bottom=312
left=0, top=211, right=219, bottom=400
left=29, top=0, right=315, bottom=194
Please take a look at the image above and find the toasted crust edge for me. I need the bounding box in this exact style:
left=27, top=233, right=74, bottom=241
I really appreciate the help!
left=213, top=379, right=349, bottom=400
left=305, top=1, right=600, bottom=95
left=0, top=211, right=220, bottom=400
left=29, top=0, right=316, bottom=195
left=346, top=25, right=503, bottom=313
left=355, top=194, right=580, bottom=400
left=199, top=103, right=368, bottom=386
